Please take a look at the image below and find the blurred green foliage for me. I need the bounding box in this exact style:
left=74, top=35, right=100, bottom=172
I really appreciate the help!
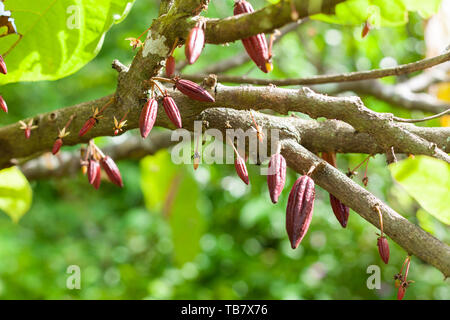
left=0, top=0, right=448, bottom=300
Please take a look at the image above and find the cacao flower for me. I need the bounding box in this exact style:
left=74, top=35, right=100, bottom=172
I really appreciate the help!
left=79, top=117, right=96, bottom=137
left=52, top=138, right=63, bottom=155
left=88, top=159, right=101, bottom=186
left=286, top=175, right=315, bottom=249
left=234, top=0, right=272, bottom=73
left=24, top=128, right=31, bottom=139
left=377, top=235, right=390, bottom=264
left=0, top=55, right=7, bottom=74
left=267, top=153, right=286, bottom=203
left=0, top=95, right=8, bottom=113
left=329, top=194, right=349, bottom=228
left=140, top=98, right=158, bottom=138
left=185, top=24, right=205, bottom=64
left=234, top=155, right=249, bottom=185
left=175, top=78, right=215, bottom=102
left=166, top=56, right=175, bottom=78
left=100, top=156, right=123, bottom=187
left=162, top=95, right=182, bottom=128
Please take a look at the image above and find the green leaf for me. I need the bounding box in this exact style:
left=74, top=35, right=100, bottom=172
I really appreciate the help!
left=140, top=151, right=205, bottom=266
left=389, top=156, right=450, bottom=225
left=0, top=0, right=135, bottom=85
left=402, top=0, right=442, bottom=18
left=313, top=0, right=441, bottom=27
left=0, top=167, right=32, bottom=223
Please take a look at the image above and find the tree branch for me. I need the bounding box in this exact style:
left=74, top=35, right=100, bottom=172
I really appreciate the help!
left=329, top=80, right=448, bottom=114
left=1, top=82, right=449, bottom=168
left=198, top=108, right=450, bottom=277
left=182, top=49, right=450, bottom=85
left=198, top=0, right=345, bottom=44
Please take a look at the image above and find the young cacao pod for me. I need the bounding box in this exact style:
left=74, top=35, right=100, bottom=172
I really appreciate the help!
left=79, top=117, right=96, bottom=137
left=377, top=235, right=390, bottom=264
left=0, top=55, right=7, bottom=74
left=162, top=95, right=182, bottom=128
left=139, top=98, right=158, bottom=138
left=267, top=153, right=286, bottom=203
left=166, top=55, right=176, bottom=78
left=185, top=24, right=205, bottom=64
left=234, top=0, right=272, bottom=73
left=234, top=155, right=249, bottom=185
left=0, top=95, right=8, bottom=113
left=322, top=152, right=350, bottom=228
left=88, top=159, right=101, bottom=186
left=175, top=78, right=215, bottom=102
left=286, top=175, right=315, bottom=249
left=330, top=194, right=349, bottom=228
left=100, top=156, right=123, bottom=187
left=52, top=138, right=63, bottom=155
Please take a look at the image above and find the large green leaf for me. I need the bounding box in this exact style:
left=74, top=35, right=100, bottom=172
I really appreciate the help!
left=389, top=156, right=450, bottom=225
left=140, top=151, right=205, bottom=266
left=0, top=0, right=135, bottom=85
left=0, top=166, right=32, bottom=223
left=313, top=0, right=442, bottom=27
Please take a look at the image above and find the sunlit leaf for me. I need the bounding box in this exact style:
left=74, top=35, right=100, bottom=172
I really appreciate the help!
left=140, top=151, right=205, bottom=266
left=313, top=0, right=441, bottom=27
left=389, top=156, right=450, bottom=225
left=0, top=167, right=32, bottom=223
left=0, top=0, right=135, bottom=85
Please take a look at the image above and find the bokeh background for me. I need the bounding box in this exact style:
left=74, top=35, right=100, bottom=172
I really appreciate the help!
left=0, top=0, right=448, bottom=299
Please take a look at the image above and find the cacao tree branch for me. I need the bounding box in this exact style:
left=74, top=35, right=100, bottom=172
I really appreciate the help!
left=197, top=0, right=345, bottom=44
left=18, top=113, right=450, bottom=180
left=20, top=131, right=175, bottom=180
left=199, top=107, right=450, bottom=277
left=282, top=140, right=450, bottom=278
left=182, top=49, right=450, bottom=85
left=1, top=82, right=449, bottom=169
left=328, top=80, right=448, bottom=114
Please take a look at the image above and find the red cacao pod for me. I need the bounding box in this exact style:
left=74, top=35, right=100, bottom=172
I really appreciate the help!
left=79, top=117, right=96, bottom=137
left=0, top=55, right=7, bottom=74
left=52, top=138, right=63, bottom=155
left=100, top=156, right=123, bottom=187
left=362, top=21, right=371, bottom=38
left=0, top=95, right=8, bottom=113
left=185, top=25, right=205, bottom=64
left=162, top=95, right=182, bottom=128
left=329, top=194, right=349, bottom=228
left=234, top=155, right=249, bottom=185
left=166, top=55, right=176, bottom=77
left=397, top=286, right=406, bottom=300
left=25, top=128, right=31, bottom=139
left=175, top=78, right=215, bottom=102
left=88, top=159, right=101, bottom=186
left=267, top=153, right=286, bottom=203
left=139, top=98, right=158, bottom=138
left=234, top=1, right=271, bottom=73
left=377, top=236, right=390, bottom=264
left=286, top=175, right=315, bottom=249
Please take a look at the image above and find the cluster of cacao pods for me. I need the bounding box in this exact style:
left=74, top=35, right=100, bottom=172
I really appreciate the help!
left=234, top=0, right=272, bottom=73
left=82, top=143, right=123, bottom=189
left=0, top=55, right=8, bottom=113
left=140, top=77, right=215, bottom=138
left=267, top=151, right=316, bottom=249
left=167, top=0, right=272, bottom=76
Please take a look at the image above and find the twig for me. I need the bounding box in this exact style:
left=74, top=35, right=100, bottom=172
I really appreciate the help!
left=182, top=49, right=450, bottom=85
left=393, top=108, right=450, bottom=123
